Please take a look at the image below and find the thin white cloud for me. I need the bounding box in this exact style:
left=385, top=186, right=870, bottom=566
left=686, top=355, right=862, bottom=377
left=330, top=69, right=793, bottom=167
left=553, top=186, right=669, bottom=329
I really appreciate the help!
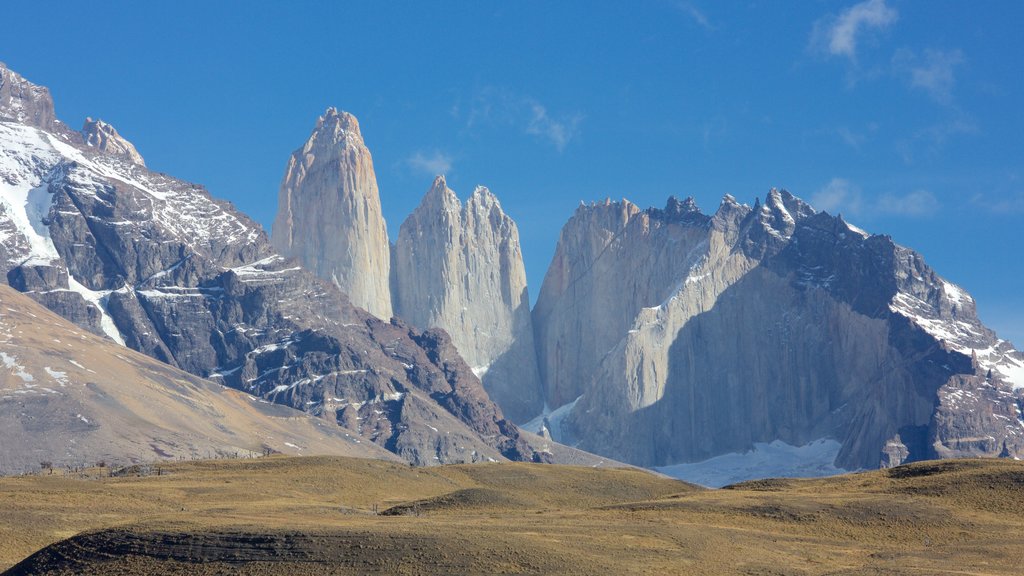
left=676, top=1, right=714, bottom=31
left=525, top=103, right=582, bottom=152
left=407, top=150, right=453, bottom=176
left=893, top=48, right=964, bottom=104
left=461, top=87, right=582, bottom=152
left=876, top=190, right=940, bottom=216
left=897, top=116, right=978, bottom=163
left=811, top=178, right=939, bottom=218
left=971, top=191, right=1024, bottom=214
left=812, top=0, right=898, bottom=61
left=835, top=122, right=879, bottom=151
left=811, top=178, right=863, bottom=216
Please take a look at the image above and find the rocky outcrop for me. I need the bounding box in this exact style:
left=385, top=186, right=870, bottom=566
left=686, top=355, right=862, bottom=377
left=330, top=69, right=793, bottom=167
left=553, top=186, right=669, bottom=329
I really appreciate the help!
left=534, top=189, right=1024, bottom=471
left=271, top=108, right=392, bottom=319
left=0, top=62, right=56, bottom=131
left=0, top=66, right=561, bottom=467
left=394, top=176, right=543, bottom=422
left=931, top=373, right=1024, bottom=460
left=81, top=117, right=145, bottom=166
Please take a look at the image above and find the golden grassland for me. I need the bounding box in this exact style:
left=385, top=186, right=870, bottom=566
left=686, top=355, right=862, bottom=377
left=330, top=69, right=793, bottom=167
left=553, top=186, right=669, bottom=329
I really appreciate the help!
left=0, top=456, right=1022, bottom=575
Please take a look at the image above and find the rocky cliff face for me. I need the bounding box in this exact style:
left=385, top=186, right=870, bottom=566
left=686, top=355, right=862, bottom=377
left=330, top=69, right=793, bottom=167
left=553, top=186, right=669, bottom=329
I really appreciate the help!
left=0, top=66, right=557, bottom=467
left=533, top=190, right=1024, bottom=471
left=0, top=62, right=57, bottom=132
left=393, top=176, right=543, bottom=422
left=271, top=108, right=392, bottom=319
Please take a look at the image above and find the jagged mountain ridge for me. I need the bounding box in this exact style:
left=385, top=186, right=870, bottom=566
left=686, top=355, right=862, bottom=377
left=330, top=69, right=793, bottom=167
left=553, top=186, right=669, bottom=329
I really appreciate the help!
left=393, top=176, right=543, bottom=422
left=531, top=189, right=1024, bottom=473
left=0, top=63, right=557, bottom=467
left=3, top=61, right=1020, bottom=480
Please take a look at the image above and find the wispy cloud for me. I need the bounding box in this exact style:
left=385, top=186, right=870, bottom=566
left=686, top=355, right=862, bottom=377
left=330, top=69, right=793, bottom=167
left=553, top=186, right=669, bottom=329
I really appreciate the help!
left=525, top=103, right=582, bottom=152
left=893, top=48, right=964, bottom=104
left=811, top=0, right=898, bottom=61
left=460, top=87, right=582, bottom=152
left=971, top=192, right=1024, bottom=214
left=407, top=150, right=453, bottom=176
left=896, top=116, right=978, bottom=163
left=876, top=190, right=940, bottom=216
left=811, top=178, right=863, bottom=215
left=835, top=122, right=879, bottom=151
left=811, top=178, right=939, bottom=218
left=676, top=1, right=714, bottom=31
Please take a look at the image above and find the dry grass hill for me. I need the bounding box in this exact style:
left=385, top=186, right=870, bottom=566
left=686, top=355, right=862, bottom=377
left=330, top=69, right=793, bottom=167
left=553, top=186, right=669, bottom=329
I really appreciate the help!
left=0, top=456, right=1021, bottom=575
left=0, top=284, right=398, bottom=474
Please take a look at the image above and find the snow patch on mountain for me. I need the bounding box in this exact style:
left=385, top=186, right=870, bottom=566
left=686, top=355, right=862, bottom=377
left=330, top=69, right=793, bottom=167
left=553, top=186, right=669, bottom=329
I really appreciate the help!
left=66, top=276, right=126, bottom=346
left=521, top=396, right=581, bottom=444
left=889, top=288, right=1024, bottom=390
left=655, top=438, right=849, bottom=488
left=0, top=122, right=62, bottom=265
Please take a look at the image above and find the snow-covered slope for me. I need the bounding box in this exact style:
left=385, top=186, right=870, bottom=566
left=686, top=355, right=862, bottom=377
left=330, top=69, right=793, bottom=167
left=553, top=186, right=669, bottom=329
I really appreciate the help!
left=889, top=280, right=1024, bottom=390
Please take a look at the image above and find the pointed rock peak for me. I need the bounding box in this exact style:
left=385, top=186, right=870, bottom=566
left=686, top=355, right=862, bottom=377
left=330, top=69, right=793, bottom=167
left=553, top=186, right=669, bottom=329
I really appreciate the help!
left=81, top=117, right=146, bottom=166
left=430, top=174, right=448, bottom=190
left=664, top=195, right=701, bottom=216
left=711, top=193, right=751, bottom=223
left=309, top=107, right=364, bottom=148
left=776, top=188, right=816, bottom=221
left=470, top=184, right=494, bottom=201
left=0, top=62, right=57, bottom=130
left=654, top=195, right=709, bottom=225
left=468, top=185, right=502, bottom=210
left=762, top=189, right=792, bottom=221
left=419, top=174, right=460, bottom=211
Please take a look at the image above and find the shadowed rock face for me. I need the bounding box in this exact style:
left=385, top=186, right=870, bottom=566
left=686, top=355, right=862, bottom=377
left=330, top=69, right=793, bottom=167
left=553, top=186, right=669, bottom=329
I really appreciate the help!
left=0, top=285, right=400, bottom=474
left=394, top=176, right=543, bottom=422
left=534, top=189, right=1024, bottom=470
left=271, top=108, right=392, bottom=319
left=0, top=66, right=550, bottom=467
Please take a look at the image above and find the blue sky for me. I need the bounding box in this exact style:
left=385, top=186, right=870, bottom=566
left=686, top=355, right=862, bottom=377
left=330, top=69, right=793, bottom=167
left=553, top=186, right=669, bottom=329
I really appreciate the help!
left=3, top=1, right=1022, bottom=344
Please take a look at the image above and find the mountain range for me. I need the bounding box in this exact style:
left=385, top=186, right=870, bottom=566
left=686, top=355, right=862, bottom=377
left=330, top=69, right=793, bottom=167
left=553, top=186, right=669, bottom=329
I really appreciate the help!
left=0, top=62, right=604, bottom=472
left=2, top=62, right=1022, bottom=482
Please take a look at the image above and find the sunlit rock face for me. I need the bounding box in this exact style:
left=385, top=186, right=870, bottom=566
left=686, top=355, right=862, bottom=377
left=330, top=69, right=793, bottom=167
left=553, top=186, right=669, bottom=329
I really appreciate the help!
left=533, top=190, right=1024, bottom=470
left=271, top=108, right=393, bottom=319
left=394, top=176, right=543, bottom=423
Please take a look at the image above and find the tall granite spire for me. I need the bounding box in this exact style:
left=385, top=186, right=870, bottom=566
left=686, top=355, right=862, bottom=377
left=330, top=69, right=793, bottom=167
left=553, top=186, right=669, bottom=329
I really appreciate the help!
left=394, top=176, right=544, bottom=422
left=271, top=108, right=392, bottom=319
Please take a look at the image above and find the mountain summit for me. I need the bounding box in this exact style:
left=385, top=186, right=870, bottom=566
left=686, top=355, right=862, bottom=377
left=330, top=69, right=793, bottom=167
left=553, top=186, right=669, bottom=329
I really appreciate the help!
left=271, top=107, right=393, bottom=319
left=530, top=190, right=1024, bottom=477
left=394, top=176, right=544, bottom=421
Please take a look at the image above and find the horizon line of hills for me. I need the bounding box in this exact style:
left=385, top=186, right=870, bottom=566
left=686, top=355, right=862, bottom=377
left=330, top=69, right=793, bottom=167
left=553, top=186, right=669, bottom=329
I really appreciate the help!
left=1, top=62, right=1023, bottom=484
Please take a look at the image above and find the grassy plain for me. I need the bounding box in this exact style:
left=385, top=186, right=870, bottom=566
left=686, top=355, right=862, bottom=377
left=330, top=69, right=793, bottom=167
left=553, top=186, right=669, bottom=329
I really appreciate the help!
left=1, top=456, right=1022, bottom=574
